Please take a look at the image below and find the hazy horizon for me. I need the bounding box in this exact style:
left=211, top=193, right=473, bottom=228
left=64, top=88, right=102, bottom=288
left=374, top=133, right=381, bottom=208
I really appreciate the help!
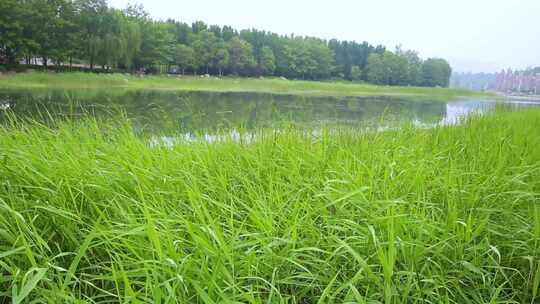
left=108, top=0, right=539, bottom=74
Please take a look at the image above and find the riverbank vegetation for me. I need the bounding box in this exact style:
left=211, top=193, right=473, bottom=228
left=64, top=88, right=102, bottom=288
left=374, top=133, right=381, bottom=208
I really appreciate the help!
left=1, top=0, right=451, bottom=87
left=1, top=108, right=540, bottom=302
left=0, top=72, right=490, bottom=100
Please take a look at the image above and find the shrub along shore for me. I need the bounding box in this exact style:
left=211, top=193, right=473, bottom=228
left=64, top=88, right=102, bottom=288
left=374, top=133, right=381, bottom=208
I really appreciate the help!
left=0, top=72, right=493, bottom=100
left=1, top=108, right=539, bottom=302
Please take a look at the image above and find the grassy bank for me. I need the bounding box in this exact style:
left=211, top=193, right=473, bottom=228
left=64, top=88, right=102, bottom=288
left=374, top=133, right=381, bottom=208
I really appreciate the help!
left=1, top=108, right=540, bottom=303
left=0, top=72, right=493, bottom=100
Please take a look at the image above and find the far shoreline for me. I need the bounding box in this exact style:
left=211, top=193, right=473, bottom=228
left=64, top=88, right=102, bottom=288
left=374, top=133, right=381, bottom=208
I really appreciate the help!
left=0, top=72, right=495, bottom=101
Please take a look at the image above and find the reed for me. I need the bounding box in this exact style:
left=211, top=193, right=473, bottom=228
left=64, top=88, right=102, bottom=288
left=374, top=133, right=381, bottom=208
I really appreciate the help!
left=0, top=108, right=539, bottom=303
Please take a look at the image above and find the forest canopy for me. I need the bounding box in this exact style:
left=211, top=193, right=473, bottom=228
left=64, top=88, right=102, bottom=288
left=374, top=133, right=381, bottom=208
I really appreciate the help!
left=0, top=0, right=452, bottom=87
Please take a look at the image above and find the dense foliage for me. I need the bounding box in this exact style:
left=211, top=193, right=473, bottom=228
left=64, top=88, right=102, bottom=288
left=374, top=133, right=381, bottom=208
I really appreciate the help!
left=0, top=0, right=452, bottom=86
left=1, top=108, right=540, bottom=302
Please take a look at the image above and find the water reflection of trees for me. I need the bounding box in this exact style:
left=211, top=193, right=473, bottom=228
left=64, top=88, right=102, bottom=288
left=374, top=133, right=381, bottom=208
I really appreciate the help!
left=0, top=89, right=449, bottom=133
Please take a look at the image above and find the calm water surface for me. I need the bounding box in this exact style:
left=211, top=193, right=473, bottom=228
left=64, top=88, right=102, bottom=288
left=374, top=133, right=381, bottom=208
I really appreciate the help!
left=0, top=89, right=538, bottom=134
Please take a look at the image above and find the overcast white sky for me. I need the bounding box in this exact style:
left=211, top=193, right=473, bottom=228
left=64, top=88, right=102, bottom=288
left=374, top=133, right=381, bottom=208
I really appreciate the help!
left=108, top=0, right=539, bottom=73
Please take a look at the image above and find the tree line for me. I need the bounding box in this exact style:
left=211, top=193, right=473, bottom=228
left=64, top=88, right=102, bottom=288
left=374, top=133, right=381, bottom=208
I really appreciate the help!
left=0, top=0, right=452, bottom=87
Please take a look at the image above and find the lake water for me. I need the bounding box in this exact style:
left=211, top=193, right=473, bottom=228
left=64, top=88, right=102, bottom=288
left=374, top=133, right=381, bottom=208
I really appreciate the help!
left=0, top=89, right=538, bottom=134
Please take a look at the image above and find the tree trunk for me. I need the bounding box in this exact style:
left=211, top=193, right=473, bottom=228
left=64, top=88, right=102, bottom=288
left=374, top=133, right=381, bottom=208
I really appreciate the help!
left=6, top=49, right=17, bottom=66
left=42, top=57, right=48, bottom=68
left=69, top=57, right=73, bottom=71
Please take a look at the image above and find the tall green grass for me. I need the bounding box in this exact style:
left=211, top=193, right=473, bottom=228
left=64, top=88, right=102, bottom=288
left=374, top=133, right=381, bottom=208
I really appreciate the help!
left=0, top=72, right=493, bottom=100
left=1, top=109, right=539, bottom=303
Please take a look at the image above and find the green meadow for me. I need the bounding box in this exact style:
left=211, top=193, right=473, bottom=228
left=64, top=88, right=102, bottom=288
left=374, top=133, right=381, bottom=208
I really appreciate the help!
left=1, top=108, right=539, bottom=303
left=0, top=72, right=493, bottom=100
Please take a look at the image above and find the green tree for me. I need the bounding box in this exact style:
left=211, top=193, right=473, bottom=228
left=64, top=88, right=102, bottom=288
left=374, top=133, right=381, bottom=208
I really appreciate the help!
left=95, top=9, right=127, bottom=70
left=0, top=0, right=452, bottom=82
left=174, top=44, right=196, bottom=74
left=366, top=53, right=384, bottom=84
left=75, top=0, right=108, bottom=70
left=422, top=58, right=452, bottom=87
left=214, top=48, right=229, bottom=76
left=279, top=38, right=334, bottom=80
left=191, top=21, right=208, bottom=34
left=228, top=37, right=255, bottom=76
left=351, top=65, right=362, bottom=81
left=192, top=31, right=218, bottom=74
left=23, top=0, right=69, bottom=67
left=366, top=51, right=407, bottom=85
left=58, top=0, right=81, bottom=69
left=117, top=14, right=142, bottom=70
left=307, top=39, right=334, bottom=80
left=396, top=46, right=423, bottom=86
left=0, top=0, right=27, bottom=65
left=135, top=21, right=174, bottom=71
left=222, top=26, right=237, bottom=41
left=329, top=40, right=383, bottom=80
left=167, top=21, right=193, bottom=45
left=124, top=3, right=149, bottom=19
left=259, top=46, right=275, bottom=76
